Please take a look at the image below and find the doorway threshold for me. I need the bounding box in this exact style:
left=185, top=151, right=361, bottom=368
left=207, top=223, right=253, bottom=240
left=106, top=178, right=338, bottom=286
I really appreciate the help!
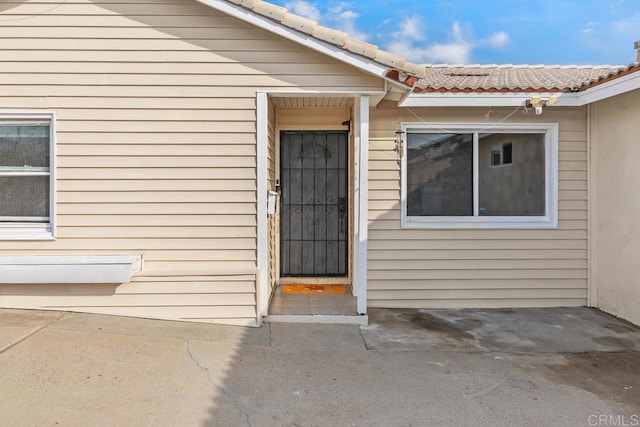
left=264, top=284, right=368, bottom=325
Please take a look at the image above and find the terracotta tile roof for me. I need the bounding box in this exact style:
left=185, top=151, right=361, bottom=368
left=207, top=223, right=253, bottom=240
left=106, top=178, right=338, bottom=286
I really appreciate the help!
left=413, top=64, right=639, bottom=93
left=222, top=0, right=640, bottom=93
left=577, top=62, right=640, bottom=90
left=224, top=0, right=426, bottom=78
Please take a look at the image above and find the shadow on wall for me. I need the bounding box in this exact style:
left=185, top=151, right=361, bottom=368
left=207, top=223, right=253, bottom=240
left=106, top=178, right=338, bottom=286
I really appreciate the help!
left=0, top=283, right=119, bottom=297
left=91, top=0, right=373, bottom=88
left=0, top=3, right=23, bottom=13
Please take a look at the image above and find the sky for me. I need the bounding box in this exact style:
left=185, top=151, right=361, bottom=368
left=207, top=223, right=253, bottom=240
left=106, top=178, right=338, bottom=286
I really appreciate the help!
left=269, top=0, right=640, bottom=65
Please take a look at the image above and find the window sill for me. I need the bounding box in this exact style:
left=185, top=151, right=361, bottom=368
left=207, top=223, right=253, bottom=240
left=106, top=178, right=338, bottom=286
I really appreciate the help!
left=0, top=225, right=55, bottom=241
left=0, top=254, right=143, bottom=284
left=402, top=217, right=558, bottom=229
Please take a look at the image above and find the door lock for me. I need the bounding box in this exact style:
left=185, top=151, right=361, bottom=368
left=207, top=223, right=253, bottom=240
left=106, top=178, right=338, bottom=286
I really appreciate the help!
left=338, top=197, right=346, bottom=234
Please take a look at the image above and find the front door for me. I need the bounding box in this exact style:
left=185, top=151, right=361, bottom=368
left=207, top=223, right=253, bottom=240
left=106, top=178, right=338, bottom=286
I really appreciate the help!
left=280, top=131, right=348, bottom=277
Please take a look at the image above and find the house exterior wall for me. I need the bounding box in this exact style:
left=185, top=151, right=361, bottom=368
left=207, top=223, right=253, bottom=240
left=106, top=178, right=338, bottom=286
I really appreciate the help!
left=368, top=102, right=588, bottom=308
left=591, top=88, right=640, bottom=326
left=0, top=1, right=382, bottom=325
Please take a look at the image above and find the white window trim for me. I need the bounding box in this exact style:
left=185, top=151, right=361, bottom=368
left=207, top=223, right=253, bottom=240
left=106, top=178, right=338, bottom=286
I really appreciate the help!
left=0, top=112, right=56, bottom=240
left=401, top=122, right=558, bottom=229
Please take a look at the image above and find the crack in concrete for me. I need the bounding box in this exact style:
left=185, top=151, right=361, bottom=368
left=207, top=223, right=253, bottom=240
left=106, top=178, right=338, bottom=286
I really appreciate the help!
left=185, top=340, right=253, bottom=427
left=463, top=376, right=510, bottom=399
left=0, top=313, right=65, bottom=355
left=357, top=325, right=371, bottom=350
left=185, top=340, right=214, bottom=385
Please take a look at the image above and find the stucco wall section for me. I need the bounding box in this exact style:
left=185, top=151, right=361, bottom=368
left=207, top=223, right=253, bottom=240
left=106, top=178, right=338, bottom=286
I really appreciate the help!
left=592, top=88, right=640, bottom=325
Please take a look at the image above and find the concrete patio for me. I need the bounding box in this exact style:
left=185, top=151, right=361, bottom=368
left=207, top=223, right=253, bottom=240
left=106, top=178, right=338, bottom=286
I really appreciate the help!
left=0, top=307, right=638, bottom=426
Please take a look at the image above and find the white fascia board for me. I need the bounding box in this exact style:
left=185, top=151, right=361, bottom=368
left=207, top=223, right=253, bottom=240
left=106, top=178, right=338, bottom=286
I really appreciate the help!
left=401, top=92, right=580, bottom=107
left=576, top=71, right=640, bottom=105
left=195, top=0, right=389, bottom=79
left=267, top=89, right=386, bottom=96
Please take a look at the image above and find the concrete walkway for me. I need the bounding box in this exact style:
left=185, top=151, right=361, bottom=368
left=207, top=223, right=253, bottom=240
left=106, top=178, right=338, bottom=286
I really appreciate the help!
left=0, top=307, right=639, bottom=426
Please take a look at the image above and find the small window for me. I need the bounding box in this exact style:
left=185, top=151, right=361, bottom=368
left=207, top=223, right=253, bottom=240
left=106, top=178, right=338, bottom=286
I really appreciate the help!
left=490, top=142, right=513, bottom=166
left=0, top=113, right=55, bottom=239
left=402, top=123, right=558, bottom=229
left=503, top=142, right=512, bottom=164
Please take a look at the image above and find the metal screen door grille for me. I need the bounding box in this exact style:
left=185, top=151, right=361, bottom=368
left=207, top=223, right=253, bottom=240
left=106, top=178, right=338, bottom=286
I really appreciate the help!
left=280, top=131, right=348, bottom=277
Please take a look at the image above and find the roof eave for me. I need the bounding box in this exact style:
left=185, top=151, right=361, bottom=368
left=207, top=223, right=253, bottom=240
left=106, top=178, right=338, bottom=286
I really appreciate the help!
left=575, top=66, right=640, bottom=105
left=400, top=92, right=581, bottom=107
left=402, top=67, right=640, bottom=107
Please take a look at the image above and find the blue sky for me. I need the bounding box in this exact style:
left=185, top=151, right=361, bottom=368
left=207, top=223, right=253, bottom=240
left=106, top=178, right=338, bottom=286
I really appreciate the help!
left=271, top=0, right=640, bottom=65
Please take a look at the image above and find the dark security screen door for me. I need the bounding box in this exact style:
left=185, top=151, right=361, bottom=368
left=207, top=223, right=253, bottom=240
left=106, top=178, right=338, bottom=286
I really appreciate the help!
left=280, top=131, right=348, bottom=277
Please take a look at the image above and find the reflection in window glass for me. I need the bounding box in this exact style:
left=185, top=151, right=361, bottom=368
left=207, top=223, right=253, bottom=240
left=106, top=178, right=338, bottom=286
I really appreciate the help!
left=0, top=122, right=51, bottom=222
left=0, top=176, right=49, bottom=219
left=406, top=133, right=473, bottom=216
left=0, top=125, right=50, bottom=168
left=503, top=143, right=512, bottom=164
left=479, top=133, right=545, bottom=216
left=491, top=145, right=501, bottom=166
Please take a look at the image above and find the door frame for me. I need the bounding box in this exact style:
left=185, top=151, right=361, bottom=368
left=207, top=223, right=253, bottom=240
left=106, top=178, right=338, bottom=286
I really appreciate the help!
left=256, top=93, right=370, bottom=320
left=278, top=129, right=351, bottom=279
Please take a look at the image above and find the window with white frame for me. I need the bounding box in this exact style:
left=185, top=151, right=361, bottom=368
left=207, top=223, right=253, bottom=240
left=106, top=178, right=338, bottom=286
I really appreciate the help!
left=0, top=113, right=55, bottom=239
left=401, top=123, right=558, bottom=228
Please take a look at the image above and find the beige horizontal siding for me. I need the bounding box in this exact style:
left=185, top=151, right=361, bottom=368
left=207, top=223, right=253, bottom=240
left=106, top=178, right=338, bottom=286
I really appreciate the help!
left=58, top=180, right=256, bottom=192
left=56, top=227, right=256, bottom=239
left=0, top=0, right=384, bottom=325
left=0, top=271, right=258, bottom=326
left=276, top=107, right=351, bottom=126
left=369, top=299, right=587, bottom=309
left=58, top=191, right=256, bottom=204
left=267, top=98, right=278, bottom=298
left=367, top=104, right=589, bottom=309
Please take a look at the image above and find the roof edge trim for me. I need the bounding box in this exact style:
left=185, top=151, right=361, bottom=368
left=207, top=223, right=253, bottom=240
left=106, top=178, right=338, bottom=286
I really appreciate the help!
left=575, top=69, right=640, bottom=105
left=403, top=70, right=640, bottom=107
left=400, top=93, right=580, bottom=107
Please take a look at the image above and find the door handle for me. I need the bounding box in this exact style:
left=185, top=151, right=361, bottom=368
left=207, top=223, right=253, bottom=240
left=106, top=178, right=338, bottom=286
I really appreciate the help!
left=338, top=197, right=346, bottom=234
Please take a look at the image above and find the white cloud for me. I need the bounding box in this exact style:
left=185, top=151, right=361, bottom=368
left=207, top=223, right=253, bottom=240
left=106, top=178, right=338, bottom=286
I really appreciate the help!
left=612, top=12, right=640, bottom=34
left=283, top=0, right=369, bottom=40
left=389, top=40, right=471, bottom=64
left=423, top=42, right=472, bottom=64
left=576, top=12, right=640, bottom=64
left=451, top=22, right=465, bottom=44
left=284, top=0, right=320, bottom=22
left=384, top=21, right=471, bottom=63
left=326, top=2, right=369, bottom=40
left=609, top=0, right=626, bottom=12
left=282, top=2, right=510, bottom=64
left=581, top=22, right=596, bottom=34
left=383, top=19, right=509, bottom=64
left=392, top=16, right=425, bottom=41
left=486, top=31, right=509, bottom=48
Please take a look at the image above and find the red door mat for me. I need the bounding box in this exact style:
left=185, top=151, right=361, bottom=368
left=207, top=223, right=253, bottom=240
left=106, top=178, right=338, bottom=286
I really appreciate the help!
left=283, top=285, right=347, bottom=294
